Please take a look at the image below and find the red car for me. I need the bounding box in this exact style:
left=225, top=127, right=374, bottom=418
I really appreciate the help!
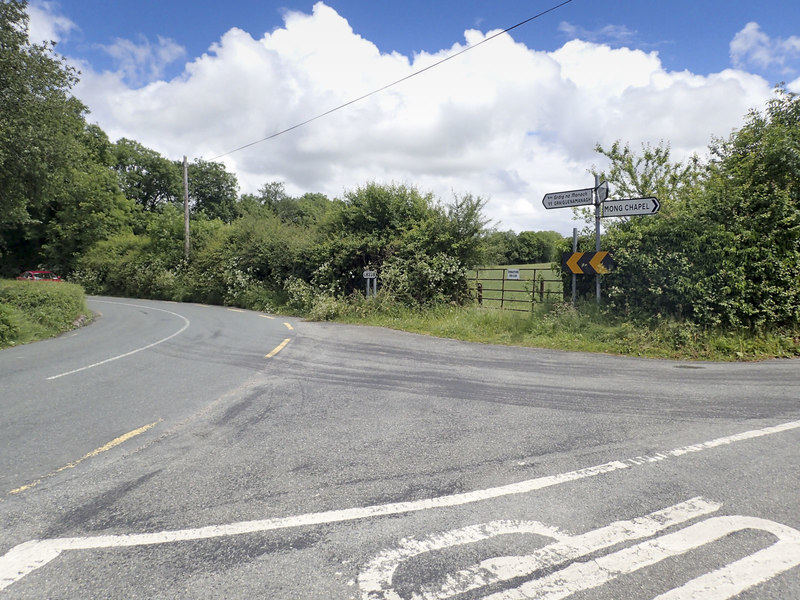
left=16, top=270, right=62, bottom=282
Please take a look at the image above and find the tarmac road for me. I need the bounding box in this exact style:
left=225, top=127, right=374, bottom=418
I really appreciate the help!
left=1, top=297, right=798, bottom=599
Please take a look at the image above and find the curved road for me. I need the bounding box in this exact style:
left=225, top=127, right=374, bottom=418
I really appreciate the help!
left=1, top=297, right=799, bottom=599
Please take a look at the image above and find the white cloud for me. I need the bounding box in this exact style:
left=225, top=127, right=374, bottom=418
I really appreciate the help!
left=558, top=21, right=637, bottom=46
left=99, top=35, right=185, bottom=87
left=27, top=0, right=76, bottom=45
left=730, top=22, right=800, bottom=74
left=65, top=2, right=774, bottom=235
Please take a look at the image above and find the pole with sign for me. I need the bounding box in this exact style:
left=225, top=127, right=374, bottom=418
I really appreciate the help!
left=601, top=197, right=660, bottom=217
left=543, top=178, right=661, bottom=303
left=363, top=270, right=377, bottom=298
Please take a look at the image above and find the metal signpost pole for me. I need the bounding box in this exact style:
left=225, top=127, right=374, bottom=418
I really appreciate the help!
left=594, top=175, right=601, bottom=304
left=571, top=228, right=577, bottom=306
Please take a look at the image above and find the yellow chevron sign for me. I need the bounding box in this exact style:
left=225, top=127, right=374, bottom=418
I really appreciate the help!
left=565, top=252, right=584, bottom=274
left=590, top=251, right=612, bottom=274
left=561, top=251, right=615, bottom=275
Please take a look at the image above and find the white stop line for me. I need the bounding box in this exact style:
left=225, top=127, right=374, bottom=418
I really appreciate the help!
left=359, top=497, right=800, bottom=600
left=1, top=420, right=799, bottom=592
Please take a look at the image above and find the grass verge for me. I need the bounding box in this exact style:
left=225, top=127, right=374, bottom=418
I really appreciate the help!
left=0, top=280, right=91, bottom=348
left=333, top=300, right=800, bottom=362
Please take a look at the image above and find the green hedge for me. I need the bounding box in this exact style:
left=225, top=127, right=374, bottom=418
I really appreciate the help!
left=0, top=280, right=89, bottom=347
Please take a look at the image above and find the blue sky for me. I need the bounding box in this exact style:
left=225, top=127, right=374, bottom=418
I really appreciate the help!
left=27, top=0, right=800, bottom=233
left=44, top=1, right=800, bottom=81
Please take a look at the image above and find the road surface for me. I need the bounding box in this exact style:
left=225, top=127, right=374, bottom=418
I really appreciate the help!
left=1, top=297, right=798, bottom=599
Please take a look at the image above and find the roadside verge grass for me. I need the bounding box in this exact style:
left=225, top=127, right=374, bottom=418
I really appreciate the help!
left=334, top=301, right=800, bottom=361
left=0, top=280, right=91, bottom=348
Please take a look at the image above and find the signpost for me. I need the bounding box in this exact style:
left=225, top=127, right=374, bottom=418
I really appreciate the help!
left=363, top=270, right=377, bottom=298
left=543, top=178, right=660, bottom=303
left=602, top=197, right=660, bottom=217
left=541, top=187, right=594, bottom=209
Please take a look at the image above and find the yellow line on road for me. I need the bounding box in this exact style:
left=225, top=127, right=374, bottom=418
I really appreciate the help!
left=7, top=420, right=162, bottom=496
left=227, top=308, right=245, bottom=313
left=266, top=338, right=291, bottom=358
left=283, top=322, right=294, bottom=331
left=260, top=315, right=275, bottom=320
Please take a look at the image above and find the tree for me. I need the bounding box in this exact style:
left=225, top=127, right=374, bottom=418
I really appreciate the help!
left=251, top=181, right=332, bottom=225
left=0, top=0, right=85, bottom=267
left=593, top=140, right=702, bottom=210
left=482, top=230, right=521, bottom=265
left=0, top=3, right=138, bottom=275
left=186, top=158, right=238, bottom=223
left=696, top=86, right=800, bottom=327
left=112, top=139, right=181, bottom=212
left=41, top=125, right=134, bottom=273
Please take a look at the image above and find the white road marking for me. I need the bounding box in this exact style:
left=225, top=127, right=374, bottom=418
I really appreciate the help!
left=359, top=497, right=721, bottom=599
left=47, top=300, right=190, bottom=380
left=485, top=514, right=800, bottom=600
left=360, top=498, right=800, bottom=600
left=1, top=420, right=799, bottom=591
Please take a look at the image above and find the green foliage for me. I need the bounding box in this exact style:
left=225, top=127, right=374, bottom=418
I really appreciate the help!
left=594, top=140, right=702, bottom=208
left=0, top=0, right=82, bottom=229
left=186, top=158, right=239, bottom=223
left=112, top=138, right=181, bottom=212
left=482, top=229, right=564, bottom=265
left=0, top=3, right=137, bottom=275
left=313, top=182, right=485, bottom=303
left=600, top=87, right=800, bottom=329
left=0, top=303, right=19, bottom=345
left=381, top=253, right=469, bottom=306
left=0, top=279, right=88, bottom=347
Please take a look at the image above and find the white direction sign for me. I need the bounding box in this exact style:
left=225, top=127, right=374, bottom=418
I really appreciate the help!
left=363, top=270, right=377, bottom=279
left=542, top=187, right=594, bottom=209
left=602, top=196, right=660, bottom=217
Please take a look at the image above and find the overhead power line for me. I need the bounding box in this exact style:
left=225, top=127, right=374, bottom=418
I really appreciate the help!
left=210, top=0, right=574, bottom=160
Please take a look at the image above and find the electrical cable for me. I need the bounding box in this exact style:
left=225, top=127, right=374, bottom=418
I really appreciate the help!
left=210, top=0, right=574, bottom=160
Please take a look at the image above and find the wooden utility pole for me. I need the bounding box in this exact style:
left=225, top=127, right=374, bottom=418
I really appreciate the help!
left=183, top=156, right=190, bottom=260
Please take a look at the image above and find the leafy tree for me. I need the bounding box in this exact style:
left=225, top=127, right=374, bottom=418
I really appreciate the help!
left=482, top=230, right=521, bottom=265
left=0, top=0, right=86, bottom=269
left=186, top=158, right=238, bottom=223
left=41, top=125, right=134, bottom=273
left=314, top=182, right=485, bottom=303
left=112, top=138, right=181, bottom=212
left=250, top=181, right=332, bottom=225
left=695, top=86, right=800, bottom=327
left=593, top=140, right=702, bottom=211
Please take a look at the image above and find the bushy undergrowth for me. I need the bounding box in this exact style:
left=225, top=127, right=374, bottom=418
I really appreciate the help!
left=0, top=280, right=89, bottom=347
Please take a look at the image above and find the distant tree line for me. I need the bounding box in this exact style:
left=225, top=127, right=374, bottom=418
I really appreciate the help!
left=481, top=229, right=564, bottom=266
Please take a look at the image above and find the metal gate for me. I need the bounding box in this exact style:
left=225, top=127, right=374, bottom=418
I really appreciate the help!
left=472, top=267, right=562, bottom=311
